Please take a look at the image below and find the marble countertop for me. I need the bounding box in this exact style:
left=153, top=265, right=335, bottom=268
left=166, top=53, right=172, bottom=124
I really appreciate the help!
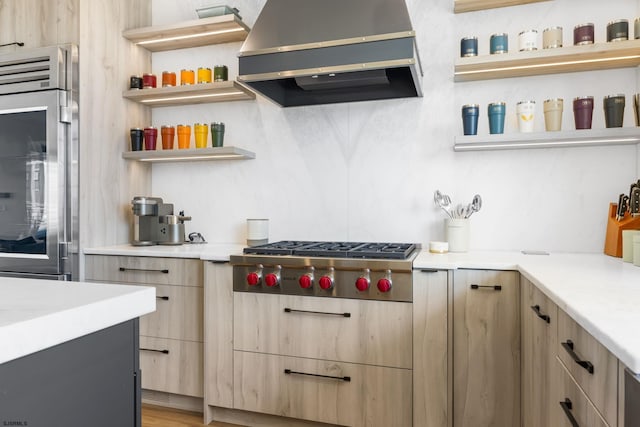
left=0, top=277, right=155, bottom=364
left=415, top=251, right=640, bottom=373
left=84, top=243, right=245, bottom=261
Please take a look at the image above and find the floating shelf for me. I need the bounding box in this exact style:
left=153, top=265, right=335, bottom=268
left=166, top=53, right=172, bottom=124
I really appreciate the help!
left=454, top=128, right=640, bottom=151
left=455, top=39, right=640, bottom=81
left=122, top=14, right=250, bottom=52
left=122, top=81, right=255, bottom=106
left=122, top=146, right=256, bottom=162
left=454, top=0, right=551, bottom=13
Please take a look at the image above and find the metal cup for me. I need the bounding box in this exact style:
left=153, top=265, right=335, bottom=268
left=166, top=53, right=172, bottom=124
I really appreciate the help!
left=543, top=27, right=563, bottom=49
left=490, top=33, right=508, bottom=54
left=143, top=127, right=158, bottom=150
left=517, top=100, right=536, bottom=133
left=488, top=102, right=506, bottom=134
left=211, top=122, right=225, bottom=147
left=634, top=94, right=640, bottom=126
left=573, top=96, right=594, bottom=130
left=603, top=94, right=625, bottom=128
left=130, top=128, right=143, bottom=151
left=543, top=98, right=563, bottom=131
left=461, top=104, right=479, bottom=135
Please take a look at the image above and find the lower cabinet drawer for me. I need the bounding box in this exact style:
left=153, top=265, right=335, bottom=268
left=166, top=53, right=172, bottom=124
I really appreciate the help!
left=555, top=358, right=608, bottom=427
left=233, top=351, right=412, bottom=427
left=557, top=309, right=617, bottom=426
left=233, top=292, right=412, bottom=369
left=140, top=336, right=203, bottom=398
left=140, top=284, right=203, bottom=342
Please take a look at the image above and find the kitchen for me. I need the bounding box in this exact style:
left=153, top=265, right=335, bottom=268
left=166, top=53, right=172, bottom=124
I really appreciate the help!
left=1, top=0, right=640, bottom=426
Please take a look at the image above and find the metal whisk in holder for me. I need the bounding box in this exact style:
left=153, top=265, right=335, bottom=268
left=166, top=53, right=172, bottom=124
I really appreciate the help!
left=131, top=196, right=191, bottom=246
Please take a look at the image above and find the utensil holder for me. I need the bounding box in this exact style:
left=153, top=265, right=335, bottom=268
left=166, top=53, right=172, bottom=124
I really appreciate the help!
left=603, top=203, right=640, bottom=257
left=446, top=218, right=469, bottom=252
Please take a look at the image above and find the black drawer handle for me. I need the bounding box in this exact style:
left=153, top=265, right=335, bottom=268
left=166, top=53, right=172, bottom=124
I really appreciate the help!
left=561, top=340, right=594, bottom=374
left=284, top=308, right=351, bottom=318
left=559, top=398, right=580, bottom=427
left=284, top=369, right=350, bottom=382
left=156, top=296, right=169, bottom=301
left=531, top=305, right=551, bottom=323
left=140, top=348, right=169, bottom=354
left=470, top=284, right=502, bottom=291
left=119, top=267, right=169, bottom=274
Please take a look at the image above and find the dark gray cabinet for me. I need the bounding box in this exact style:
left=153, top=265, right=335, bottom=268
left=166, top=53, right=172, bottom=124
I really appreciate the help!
left=0, top=319, right=141, bottom=427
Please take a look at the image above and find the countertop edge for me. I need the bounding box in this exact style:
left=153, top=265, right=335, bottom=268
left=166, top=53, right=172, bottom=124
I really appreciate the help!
left=0, top=283, right=155, bottom=365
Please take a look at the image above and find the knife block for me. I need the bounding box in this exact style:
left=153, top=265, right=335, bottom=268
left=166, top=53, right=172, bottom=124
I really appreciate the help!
left=604, top=203, right=640, bottom=257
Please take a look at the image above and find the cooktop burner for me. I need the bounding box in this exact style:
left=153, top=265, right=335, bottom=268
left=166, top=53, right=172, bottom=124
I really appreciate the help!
left=243, top=241, right=417, bottom=260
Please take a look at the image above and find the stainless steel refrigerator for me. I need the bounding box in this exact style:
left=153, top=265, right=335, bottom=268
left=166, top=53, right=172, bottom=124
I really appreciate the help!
left=0, top=45, right=78, bottom=280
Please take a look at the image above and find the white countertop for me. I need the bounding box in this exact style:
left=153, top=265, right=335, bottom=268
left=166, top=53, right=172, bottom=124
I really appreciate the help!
left=84, top=243, right=245, bottom=261
left=415, top=251, right=640, bottom=373
left=0, top=278, right=155, bottom=364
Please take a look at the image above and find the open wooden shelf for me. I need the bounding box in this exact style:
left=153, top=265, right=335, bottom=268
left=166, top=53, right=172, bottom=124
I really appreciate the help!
left=454, top=0, right=551, bottom=13
left=123, top=81, right=255, bottom=106
left=122, top=146, right=256, bottom=162
left=455, top=39, right=640, bottom=81
left=122, top=14, right=250, bottom=52
left=454, top=127, right=640, bottom=151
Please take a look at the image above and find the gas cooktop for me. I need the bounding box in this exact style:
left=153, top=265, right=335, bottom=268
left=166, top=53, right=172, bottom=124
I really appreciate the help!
left=243, top=240, right=417, bottom=260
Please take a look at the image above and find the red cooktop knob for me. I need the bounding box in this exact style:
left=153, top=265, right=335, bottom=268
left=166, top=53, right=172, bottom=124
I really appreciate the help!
left=355, top=277, right=370, bottom=292
left=318, top=276, right=333, bottom=290
left=377, top=278, right=392, bottom=293
left=299, top=275, right=313, bottom=289
left=264, top=273, right=279, bottom=287
left=247, top=272, right=260, bottom=286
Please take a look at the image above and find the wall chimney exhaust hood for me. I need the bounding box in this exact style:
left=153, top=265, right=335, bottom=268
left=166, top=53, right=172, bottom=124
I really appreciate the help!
left=237, top=0, right=423, bottom=107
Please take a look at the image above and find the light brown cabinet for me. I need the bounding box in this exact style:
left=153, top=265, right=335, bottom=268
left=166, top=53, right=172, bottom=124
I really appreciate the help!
left=233, top=292, right=412, bottom=368
left=85, top=254, right=204, bottom=399
left=452, top=269, right=520, bottom=427
left=233, top=351, right=412, bottom=427
left=554, top=358, right=609, bottom=427
left=413, top=269, right=449, bottom=427
left=557, top=309, right=618, bottom=426
left=521, top=276, right=558, bottom=427
left=231, top=292, right=413, bottom=427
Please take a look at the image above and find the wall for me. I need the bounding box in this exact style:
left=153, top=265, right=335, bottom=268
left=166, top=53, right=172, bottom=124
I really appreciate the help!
left=149, top=0, right=640, bottom=253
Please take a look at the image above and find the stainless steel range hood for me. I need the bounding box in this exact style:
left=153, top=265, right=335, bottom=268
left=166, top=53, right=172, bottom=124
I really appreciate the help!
left=238, top=0, right=422, bottom=107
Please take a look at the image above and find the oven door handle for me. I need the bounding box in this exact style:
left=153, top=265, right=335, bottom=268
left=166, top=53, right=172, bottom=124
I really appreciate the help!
left=284, top=307, right=351, bottom=318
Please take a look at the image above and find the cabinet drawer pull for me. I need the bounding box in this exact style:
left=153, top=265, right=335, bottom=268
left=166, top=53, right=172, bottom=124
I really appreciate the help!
left=559, top=398, right=580, bottom=427
left=140, top=348, right=169, bottom=354
left=561, top=340, right=594, bottom=374
left=119, top=267, right=169, bottom=274
left=156, top=296, right=169, bottom=301
left=284, top=369, right=351, bottom=382
left=470, top=284, right=502, bottom=291
left=284, top=308, right=351, bottom=318
left=531, top=305, right=551, bottom=323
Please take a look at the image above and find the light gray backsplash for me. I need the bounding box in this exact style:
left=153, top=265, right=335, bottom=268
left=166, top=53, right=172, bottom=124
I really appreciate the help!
left=148, top=0, right=640, bottom=252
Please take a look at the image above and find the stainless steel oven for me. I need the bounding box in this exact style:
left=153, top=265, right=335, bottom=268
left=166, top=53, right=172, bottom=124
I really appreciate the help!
left=0, top=45, right=78, bottom=280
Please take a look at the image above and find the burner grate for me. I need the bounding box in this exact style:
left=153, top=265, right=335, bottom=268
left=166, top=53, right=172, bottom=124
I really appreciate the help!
left=244, top=241, right=416, bottom=260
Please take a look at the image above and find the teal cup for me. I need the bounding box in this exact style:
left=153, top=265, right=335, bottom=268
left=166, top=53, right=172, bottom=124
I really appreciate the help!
left=462, top=104, right=479, bottom=135
left=488, top=102, right=506, bottom=134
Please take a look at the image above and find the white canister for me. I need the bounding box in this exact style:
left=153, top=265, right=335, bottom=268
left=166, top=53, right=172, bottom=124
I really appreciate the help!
left=622, top=230, right=640, bottom=262
left=634, top=235, right=640, bottom=267
left=246, top=218, right=269, bottom=246
left=519, top=29, right=538, bottom=51
left=445, top=218, right=470, bottom=253
left=517, top=100, right=536, bottom=132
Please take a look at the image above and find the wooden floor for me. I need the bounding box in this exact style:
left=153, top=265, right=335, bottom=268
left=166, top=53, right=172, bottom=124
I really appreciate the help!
left=142, top=404, right=241, bottom=427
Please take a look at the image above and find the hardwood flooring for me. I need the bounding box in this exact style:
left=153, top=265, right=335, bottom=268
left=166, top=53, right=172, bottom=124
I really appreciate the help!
left=142, top=404, right=241, bottom=427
